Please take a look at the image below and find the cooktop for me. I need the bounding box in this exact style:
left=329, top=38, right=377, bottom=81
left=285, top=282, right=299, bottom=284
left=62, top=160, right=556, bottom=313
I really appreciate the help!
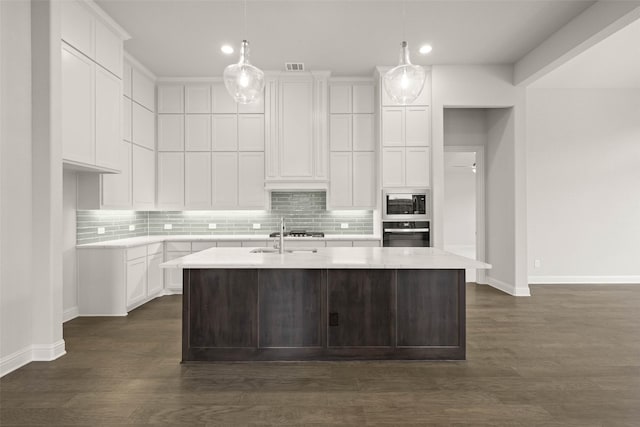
left=269, top=230, right=325, bottom=238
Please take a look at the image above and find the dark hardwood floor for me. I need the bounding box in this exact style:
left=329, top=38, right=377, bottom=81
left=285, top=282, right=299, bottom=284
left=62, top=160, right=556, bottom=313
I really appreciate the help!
left=1, top=284, right=639, bottom=426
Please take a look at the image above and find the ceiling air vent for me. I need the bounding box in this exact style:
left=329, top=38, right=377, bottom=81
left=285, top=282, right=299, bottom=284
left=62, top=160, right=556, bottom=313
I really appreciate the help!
left=285, top=62, right=305, bottom=72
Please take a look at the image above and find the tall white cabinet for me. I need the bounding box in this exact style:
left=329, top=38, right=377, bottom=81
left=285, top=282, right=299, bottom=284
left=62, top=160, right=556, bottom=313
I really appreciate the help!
left=378, top=69, right=432, bottom=189
left=156, top=82, right=266, bottom=210
left=328, top=81, right=376, bottom=208
left=61, top=0, right=129, bottom=172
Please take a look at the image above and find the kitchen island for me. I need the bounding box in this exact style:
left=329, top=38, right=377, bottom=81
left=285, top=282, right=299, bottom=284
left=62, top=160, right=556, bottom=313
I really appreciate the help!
left=162, top=247, right=490, bottom=361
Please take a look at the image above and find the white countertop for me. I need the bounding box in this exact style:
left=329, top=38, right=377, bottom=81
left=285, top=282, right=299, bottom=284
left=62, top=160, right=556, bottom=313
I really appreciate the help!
left=76, top=234, right=381, bottom=249
left=160, top=247, right=492, bottom=270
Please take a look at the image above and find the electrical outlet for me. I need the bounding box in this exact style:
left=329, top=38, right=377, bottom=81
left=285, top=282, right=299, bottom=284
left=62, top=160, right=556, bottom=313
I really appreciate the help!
left=129, top=225, right=135, bottom=231
left=253, top=223, right=261, bottom=229
left=164, top=224, right=173, bottom=230
left=341, top=223, right=349, bottom=229
left=208, top=223, right=217, bottom=229
left=534, top=259, right=541, bottom=268
left=97, top=227, right=105, bottom=235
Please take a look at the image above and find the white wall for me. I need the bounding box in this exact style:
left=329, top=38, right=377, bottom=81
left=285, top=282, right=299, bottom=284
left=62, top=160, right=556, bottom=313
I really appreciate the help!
left=443, top=108, right=488, bottom=147
left=527, top=88, right=640, bottom=283
left=63, top=171, right=77, bottom=320
left=0, top=0, right=34, bottom=376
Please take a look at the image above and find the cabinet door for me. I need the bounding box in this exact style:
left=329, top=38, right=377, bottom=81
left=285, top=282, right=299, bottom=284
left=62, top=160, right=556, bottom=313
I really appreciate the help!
left=185, top=152, right=211, bottom=208
left=212, top=115, right=238, bottom=151
left=238, top=152, right=265, bottom=208
left=126, top=257, right=147, bottom=308
left=185, top=84, right=211, bottom=113
left=280, top=79, right=313, bottom=177
left=95, top=66, right=121, bottom=170
left=132, top=145, right=155, bottom=208
left=238, top=115, right=265, bottom=151
left=122, top=97, right=132, bottom=142
left=329, top=115, right=352, bottom=151
left=330, top=85, right=351, bottom=113
left=382, top=147, right=405, bottom=187
left=353, top=151, right=376, bottom=208
left=212, top=83, right=237, bottom=114
left=102, top=140, right=132, bottom=208
left=157, top=85, right=184, bottom=113
left=212, top=152, right=238, bottom=208
left=353, top=85, right=374, bottom=114
left=329, top=152, right=353, bottom=208
left=61, top=43, right=94, bottom=165
left=94, top=19, right=122, bottom=77
left=132, top=69, right=155, bottom=112
left=123, top=62, right=132, bottom=98
left=164, top=251, right=190, bottom=291
left=405, top=107, right=430, bottom=147
left=132, top=103, right=155, bottom=150
left=328, top=270, right=394, bottom=347
left=147, top=253, right=164, bottom=297
left=157, top=152, right=184, bottom=208
left=381, top=107, right=404, bottom=146
left=405, top=147, right=430, bottom=187
left=61, top=0, right=93, bottom=58
left=157, top=114, right=184, bottom=151
left=353, top=114, right=375, bottom=151
left=185, top=115, right=211, bottom=151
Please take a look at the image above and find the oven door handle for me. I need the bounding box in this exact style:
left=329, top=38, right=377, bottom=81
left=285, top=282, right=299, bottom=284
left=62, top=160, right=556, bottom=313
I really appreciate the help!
left=384, top=228, right=430, bottom=233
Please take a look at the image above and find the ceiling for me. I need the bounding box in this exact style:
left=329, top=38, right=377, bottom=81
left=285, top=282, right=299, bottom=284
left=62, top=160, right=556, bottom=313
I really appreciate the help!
left=531, top=16, right=640, bottom=88
left=96, top=0, right=595, bottom=77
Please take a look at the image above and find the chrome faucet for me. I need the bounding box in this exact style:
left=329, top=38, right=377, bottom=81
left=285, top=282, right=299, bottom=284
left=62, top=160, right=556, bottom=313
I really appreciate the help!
left=274, top=217, right=285, bottom=254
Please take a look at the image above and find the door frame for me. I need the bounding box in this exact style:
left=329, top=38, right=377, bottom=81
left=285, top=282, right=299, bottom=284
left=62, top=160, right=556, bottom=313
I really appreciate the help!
left=443, top=145, right=487, bottom=284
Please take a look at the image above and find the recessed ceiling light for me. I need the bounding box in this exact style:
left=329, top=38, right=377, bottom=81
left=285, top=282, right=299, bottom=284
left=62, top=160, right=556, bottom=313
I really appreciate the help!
left=221, top=44, right=234, bottom=55
left=419, top=45, right=433, bottom=55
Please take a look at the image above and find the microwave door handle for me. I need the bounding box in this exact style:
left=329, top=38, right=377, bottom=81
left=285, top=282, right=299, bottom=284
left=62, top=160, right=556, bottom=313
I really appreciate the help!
left=384, top=228, right=430, bottom=233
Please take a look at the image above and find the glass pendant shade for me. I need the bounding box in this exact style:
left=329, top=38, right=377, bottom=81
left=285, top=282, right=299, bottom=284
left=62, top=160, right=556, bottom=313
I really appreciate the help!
left=223, top=40, right=265, bottom=104
left=383, top=41, right=426, bottom=105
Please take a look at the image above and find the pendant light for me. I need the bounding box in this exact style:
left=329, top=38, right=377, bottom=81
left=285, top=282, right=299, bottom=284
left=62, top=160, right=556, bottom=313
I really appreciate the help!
left=383, top=2, right=426, bottom=105
left=223, top=0, right=265, bottom=104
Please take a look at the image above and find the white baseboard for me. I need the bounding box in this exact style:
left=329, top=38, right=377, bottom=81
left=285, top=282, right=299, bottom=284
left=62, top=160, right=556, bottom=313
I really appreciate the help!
left=487, top=276, right=531, bottom=297
left=1, top=340, right=66, bottom=377
left=163, top=288, right=183, bottom=295
left=63, top=306, right=79, bottom=323
left=528, top=275, right=640, bottom=285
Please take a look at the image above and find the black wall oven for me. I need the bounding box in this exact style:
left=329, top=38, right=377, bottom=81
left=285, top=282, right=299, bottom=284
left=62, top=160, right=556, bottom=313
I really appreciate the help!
left=383, top=221, right=430, bottom=247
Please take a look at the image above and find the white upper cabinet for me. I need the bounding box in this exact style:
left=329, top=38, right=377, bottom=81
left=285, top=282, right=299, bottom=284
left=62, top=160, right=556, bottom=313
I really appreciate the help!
left=185, top=152, right=211, bottom=208
left=330, top=115, right=352, bottom=151
left=185, top=85, right=211, bottom=113
left=102, top=140, right=132, bottom=208
left=212, top=152, right=238, bottom=208
left=61, top=43, right=95, bottom=166
left=123, top=62, right=132, bottom=98
left=94, top=19, right=122, bottom=77
left=352, top=114, right=375, bottom=151
left=405, top=147, right=430, bottom=187
left=95, top=66, right=121, bottom=170
left=132, top=102, right=155, bottom=150
left=279, top=78, right=314, bottom=177
left=157, top=152, right=184, bottom=208
left=132, top=69, right=155, bottom=112
left=212, top=114, right=238, bottom=151
left=329, top=152, right=353, bottom=208
left=352, top=151, right=376, bottom=207
left=122, top=97, right=132, bottom=142
left=238, top=152, right=265, bottom=208
left=157, top=85, right=184, bottom=113
left=382, top=147, right=405, bottom=188
left=382, top=108, right=404, bottom=146
left=132, top=145, right=155, bottom=209
left=185, top=115, right=211, bottom=151
left=212, top=83, right=237, bottom=114
left=330, top=85, right=351, bottom=114
left=405, top=106, right=430, bottom=146
left=157, top=115, right=184, bottom=151
left=352, top=85, right=374, bottom=113
left=61, top=0, right=94, bottom=58
left=238, top=115, right=265, bottom=151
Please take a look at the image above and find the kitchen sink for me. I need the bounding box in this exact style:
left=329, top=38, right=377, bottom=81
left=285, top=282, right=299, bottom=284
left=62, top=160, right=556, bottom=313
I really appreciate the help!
left=250, top=248, right=318, bottom=254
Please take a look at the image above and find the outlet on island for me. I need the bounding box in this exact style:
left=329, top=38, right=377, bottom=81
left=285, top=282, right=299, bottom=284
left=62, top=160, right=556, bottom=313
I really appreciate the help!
left=164, top=224, right=172, bottom=230
left=253, top=223, right=261, bottom=229
left=341, top=223, right=349, bottom=229
left=97, top=227, right=105, bottom=235
left=129, top=225, right=135, bottom=231
left=208, top=223, right=217, bottom=229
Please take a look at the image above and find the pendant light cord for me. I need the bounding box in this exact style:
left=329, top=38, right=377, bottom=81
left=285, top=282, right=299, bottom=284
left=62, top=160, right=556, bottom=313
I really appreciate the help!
left=243, top=0, right=248, bottom=40
left=402, top=0, right=406, bottom=42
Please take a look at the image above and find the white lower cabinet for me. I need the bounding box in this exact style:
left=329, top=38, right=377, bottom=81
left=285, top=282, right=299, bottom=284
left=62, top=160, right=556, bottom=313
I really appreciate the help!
left=164, top=251, right=190, bottom=291
left=78, top=243, right=165, bottom=316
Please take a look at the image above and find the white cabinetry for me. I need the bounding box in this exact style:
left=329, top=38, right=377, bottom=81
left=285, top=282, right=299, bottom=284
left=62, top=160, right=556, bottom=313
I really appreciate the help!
left=78, top=243, right=165, bottom=316
left=328, top=80, right=376, bottom=208
left=132, top=144, right=155, bottom=209
left=157, top=82, right=266, bottom=210
left=379, top=71, right=431, bottom=189
left=101, top=140, right=132, bottom=208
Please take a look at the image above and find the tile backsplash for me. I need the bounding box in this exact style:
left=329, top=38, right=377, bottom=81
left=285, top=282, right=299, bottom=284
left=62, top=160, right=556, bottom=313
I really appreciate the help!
left=77, top=192, right=374, bottom=244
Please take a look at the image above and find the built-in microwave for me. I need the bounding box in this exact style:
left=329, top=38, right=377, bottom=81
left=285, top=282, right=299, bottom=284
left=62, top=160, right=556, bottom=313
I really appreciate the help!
left=382, top=189, right=431, bottom=221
